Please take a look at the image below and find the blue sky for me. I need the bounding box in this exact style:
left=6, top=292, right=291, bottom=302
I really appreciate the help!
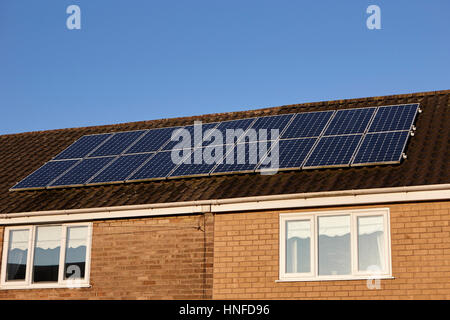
left=0, top=0, right=449, bottom=134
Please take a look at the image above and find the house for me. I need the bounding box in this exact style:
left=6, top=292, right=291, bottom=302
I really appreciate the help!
left=0, top=89, right=448, bottom=299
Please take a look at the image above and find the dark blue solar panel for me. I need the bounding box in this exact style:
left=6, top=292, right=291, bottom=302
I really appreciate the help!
left=281, top=111, right=334, bottom=139
left=11, top=160, right=79, bottom=190
left=128, top=151, right=181, bottom=181
left=352, top=131, right=410, bottom=165
left=53, top=134, right=112, bottom=160
left=125, top=127, right=176, bottom=154
left=50, top=157, right=115, bottom=187
left=192, top=122, right=220, bottom=148
left=303, top=134, right=362, bottom=168
left=169, top=145, right=230, bottom=178
left=170, top=159, right=216, bottom=178
left=324, top=108, right=376, bottom=136
left=241, top=114, right=294, bottom=142
left=12, top=104, right=421, bottom=191
left=211, top=142, right=264, bottom=174
left=203, top=118, right=255, bottom=146
left=368, top=104, right=418, bottom=133
left=257, top=138, right=317, bottom=171
left=162, top=122, right=219, bottom=151
left=88, top=153, right=153, bottom=184
left=89, top=130, right=146, bottom=157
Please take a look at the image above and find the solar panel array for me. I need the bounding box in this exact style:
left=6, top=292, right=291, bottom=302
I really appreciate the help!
left=11, top=104, right=419, bottom=191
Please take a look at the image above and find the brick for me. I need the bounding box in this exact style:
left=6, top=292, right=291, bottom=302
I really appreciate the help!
left=212, top=201, right=450, bottom=300
left=2, top=201, right=450, bottom=300
left=0, top=213, right=214, bottom=300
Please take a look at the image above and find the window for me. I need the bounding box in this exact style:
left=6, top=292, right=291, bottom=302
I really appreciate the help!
left=1, top=223, right=92, bottom=289
left=279, top=209, right=391, bottom=281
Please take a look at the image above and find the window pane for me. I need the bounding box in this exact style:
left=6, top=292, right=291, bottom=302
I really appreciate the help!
left=286, top=220, right=311, bottom=273
left=64, top=226, right=88, bottom=280
left=6, top=229, right=29, bottom=281
left=33, top=226, right=61, bottom=283
left=318, top=215, right=351, bottom=275
left=358, top=216, right=385, bottom=272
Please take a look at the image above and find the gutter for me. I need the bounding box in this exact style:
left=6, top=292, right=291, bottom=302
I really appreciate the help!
left=0, top=184, right=449, bottom=224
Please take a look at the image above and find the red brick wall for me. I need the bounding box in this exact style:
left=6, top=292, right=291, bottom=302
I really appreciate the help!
left=1, top=200, right=449, bottom=299
left=213, top=201, right=450, bottom=299
left=0, top=213, right=214, bottom=299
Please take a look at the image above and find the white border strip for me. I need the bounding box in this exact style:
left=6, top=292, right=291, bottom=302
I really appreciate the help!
left=0, top=184, right=449, bottom=225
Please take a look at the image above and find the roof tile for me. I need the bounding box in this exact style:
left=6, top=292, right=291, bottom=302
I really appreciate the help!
left=0, top=90, right=449, bottom=213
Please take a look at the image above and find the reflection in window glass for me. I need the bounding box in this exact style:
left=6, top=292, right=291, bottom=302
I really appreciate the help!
left=6, top=229, right=29, bottom=281
left=358, top=216, right=385, bottom=272
left=286, top=220, right=310, bottom=273
left=64, top=226, right=88, bottom=280
left=32, top=226, right=61, bottom=283
left=318, top=215, right=351, bottom=275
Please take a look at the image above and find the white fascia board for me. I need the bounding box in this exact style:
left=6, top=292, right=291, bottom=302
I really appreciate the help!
left=210, top=188, right=450, bottom=213
left=0, top=184, right=449, bottom=225
left=0, top=205, right=208, bottom=225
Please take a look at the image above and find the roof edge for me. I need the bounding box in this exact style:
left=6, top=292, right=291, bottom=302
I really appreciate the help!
left=1, top=183, right=449, bottom=224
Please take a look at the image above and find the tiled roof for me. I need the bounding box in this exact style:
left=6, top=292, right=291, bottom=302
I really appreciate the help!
left=0, top=90, right=449, bottom=214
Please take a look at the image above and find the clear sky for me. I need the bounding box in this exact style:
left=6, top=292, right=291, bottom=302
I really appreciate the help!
left=0, top=0, right=449, bottom=134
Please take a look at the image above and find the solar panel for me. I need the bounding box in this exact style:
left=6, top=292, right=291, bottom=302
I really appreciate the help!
left=281, top=111, right=334, bottom=139
left=11, top=103, right=420, bottom=191
left=50, top=157, right=115, bottom=187
left=162, top=122, right=219, bottom=151
left=352, top=131, right=410, bottom=166
left=169, top=145, right=230, bottom=178
left=257, top=138, right=317, bottom=172
left=125, top=127, right=177, bottom=154
left=324, top=108, right=376, bottom=136
left=211, top=142, right=263, bottom=174
left=303, top=134, right=363, bottom=169
left=53, top=134, right=112, bottom=160
left=10, top=160, right=79, bottom=190
left=203, top=118, right=255, bottom=146
left=88, top=153, right=153, bottom=184
left=241, top=114, right=294, bottom=142
left=368, top=104, right=418, bottom=133
left=128, top=151, right=181, bottom=181
left=89, top=130, right=146, bottom=157
left=169, top=159, right=216, bottom=178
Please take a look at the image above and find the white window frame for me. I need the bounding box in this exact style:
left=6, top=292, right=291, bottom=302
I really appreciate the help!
left=279, top=208, right=392, bottom=282
left=0, top=222, right=92, bottom=290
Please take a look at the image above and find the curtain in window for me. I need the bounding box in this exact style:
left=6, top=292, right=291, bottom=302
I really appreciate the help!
left=318, top=215, right=351, bottom=275
left=64, top=226, right=88, bottom=280
left=32, top=226, right=61, bottom=283
left=6, top=229, right=29, bottom=281
left=357, top=216, right=385, bottom=273
left=286, top=220, right=310, bottom=273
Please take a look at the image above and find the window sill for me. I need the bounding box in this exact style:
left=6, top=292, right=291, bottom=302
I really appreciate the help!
left=276, top=275, right=395, bottom=283
left=0, top=283, right=91, bottom=290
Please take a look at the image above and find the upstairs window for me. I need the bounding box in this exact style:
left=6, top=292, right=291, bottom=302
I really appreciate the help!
left=279, top=209, right=392, bottom=281
left=1, top=223, right=92, bottom=289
